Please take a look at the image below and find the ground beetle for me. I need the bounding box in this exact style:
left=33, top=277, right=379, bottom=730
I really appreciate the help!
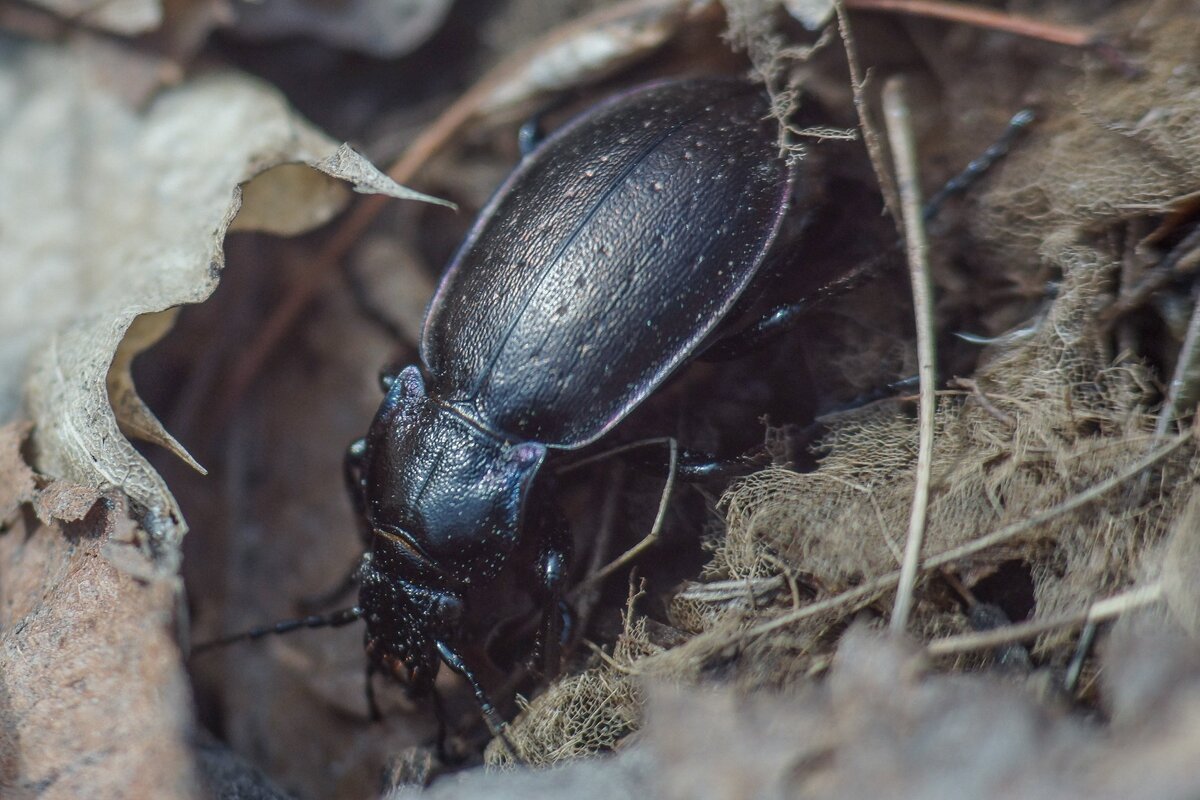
left=208, top=77, right=796, bottom=739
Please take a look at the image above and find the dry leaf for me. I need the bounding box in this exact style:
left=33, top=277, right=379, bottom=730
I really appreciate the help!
left=0, top=422, right=36, bottom=524
left=0, top=498, right=198, bottom=799
left=0, top=38, right=443, bottom=546
left=24, top=0, right=161, bottom=35
left=782, top=0, right=836, bottom=30
left=232, top=0, right=452, bottom=59
left=394, top=629, right=1200, bottom=800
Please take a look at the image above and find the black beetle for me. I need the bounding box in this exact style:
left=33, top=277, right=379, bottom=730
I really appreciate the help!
left=205, top=77, right=796, bottom=738
left=345, top=77, right=795, bottom=731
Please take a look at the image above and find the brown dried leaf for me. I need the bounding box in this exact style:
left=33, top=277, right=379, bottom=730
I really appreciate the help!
left=108, top=309, right=207, bottom=477
left=31, top=481, right=104, bottom=525
left=0, top=422, right=36, bottom=525
left=0, top=499, right=198, bottom=798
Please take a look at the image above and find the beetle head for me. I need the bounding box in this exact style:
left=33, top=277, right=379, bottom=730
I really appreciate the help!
left=355, top=365, right=547, bottom=692
left=357, top=540, right=464, bottom=690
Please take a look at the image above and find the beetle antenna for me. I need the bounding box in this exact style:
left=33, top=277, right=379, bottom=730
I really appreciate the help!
left=191, top=606, right=364, bottom=655
left=922, top=107, right=1036, bottom=222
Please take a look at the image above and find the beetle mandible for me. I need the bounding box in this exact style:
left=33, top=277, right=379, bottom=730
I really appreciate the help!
left=337, top=77, right=793, bottom=732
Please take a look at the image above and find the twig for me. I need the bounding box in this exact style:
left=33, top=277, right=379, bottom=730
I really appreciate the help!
left=883, top=77, right=936, bottom=635
left=570, top=463, right=626, bottom=625
left=581, top=438, right=678, bottom=586
left=921, top=431, right=1189, bottom=570
left=842, top=0, right=1099, bottom=47
left=835, top=4, right=901, bottom=225
left=1100, top=225, right=1200, bottom=327
left=926, top=582, right=1163, bottom=657
left=742, top=431, right=1190, bottom=641
left=676, top=575, right=786, bottom=603
left=556, top=436, right=676, bottom=476
left=951, top=377, right=1016, bottom=427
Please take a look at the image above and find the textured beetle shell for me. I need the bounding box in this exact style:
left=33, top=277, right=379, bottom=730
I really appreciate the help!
left=362, top=366, right=545, bottom=581
left=421, top=78, right=794, bottom=448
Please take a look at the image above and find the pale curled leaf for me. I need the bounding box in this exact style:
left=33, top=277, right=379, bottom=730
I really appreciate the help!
left=475, top=0, right=691, bottom=120
left=229, top=142, right=454, bottom=236
left=108, top=308, right=207, bottom=476
left=232, top=0, right=451, bottom=59
left=316, top=143, right=455, bottom=207
left=782, top=0, right=836, bottom=30
left=24, top=0, right=161, bottom=35
left=0, top=40, right=440, bottom=544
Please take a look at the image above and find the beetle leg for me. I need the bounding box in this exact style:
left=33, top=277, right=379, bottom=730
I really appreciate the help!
left=701, top=249, right=890, bottom=363
left=517, top=116, right=544, bottom=158
left=626, top=444, right=757, bottom=481
left=922, top=108, right=1035, bottom=223
left=365, top=661, right=383, bottom=722
left=344, top=438, right=375, bottom=544
left=521, top=498, right=573, bottom=673
left=516, top=91, right=578, bottom=157
left=433, top=640, right=505, bottom=737
left=532, top=548, right=571, bottom=673
left=344, top=438, right=368, bottom=515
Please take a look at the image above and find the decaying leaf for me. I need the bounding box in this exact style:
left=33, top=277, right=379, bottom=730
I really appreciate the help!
left=0, top=422, right=36, bottom=524
left=0, top=492, right=198, bottom=798
left=782, top=0, right=835, bottom=30
left=232, top=0, right=453, bottom=59
left=23, top=0, right=162, bottom=35
left=0, top=37, right=444, bottom=547
left=394, top=628, right=1200, bottom=800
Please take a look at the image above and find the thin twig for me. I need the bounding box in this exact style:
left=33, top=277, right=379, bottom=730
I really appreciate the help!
left=571, top=463, right=626, bottom=625
left=951, top=377, right=1016, bottom=427
left=835, top=4, right=901, bottom=225
left=842, top=0, right=1099, bottom=47
left=580, top=438, right=678, bottom=586
left=556, top=436, right=676, bottom=476
left=926, top=582, right=1163, bottom=657
left=1100, top=225, right=1200, bottom=327
left=742, top=432, right=1190, bottom=641
left=883, top=77, right=936, bottom=635
left=922, top=431, right=1189, bottom=570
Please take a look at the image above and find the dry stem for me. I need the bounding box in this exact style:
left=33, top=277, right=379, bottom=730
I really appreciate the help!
left=926, top=582, right=1164, bottom=657
left=882, top=76, right=936, bottom=635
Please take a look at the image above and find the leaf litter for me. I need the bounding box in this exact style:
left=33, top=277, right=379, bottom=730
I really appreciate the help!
left=467, top=0, right=1200, bottom=788
left=0, top=34, right=446, bottom=799
left=6, top=0, right=1200, bottom=797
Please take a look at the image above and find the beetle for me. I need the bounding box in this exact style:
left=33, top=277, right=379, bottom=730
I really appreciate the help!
left=203, top=77, right=797, bottom=740
left=347, top=76, right=795, bottom=729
